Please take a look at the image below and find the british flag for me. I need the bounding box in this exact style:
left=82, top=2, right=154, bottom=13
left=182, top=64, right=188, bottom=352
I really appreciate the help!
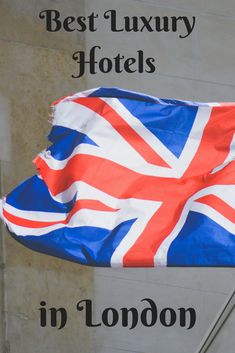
left=1, top=87, right=235, bottom=267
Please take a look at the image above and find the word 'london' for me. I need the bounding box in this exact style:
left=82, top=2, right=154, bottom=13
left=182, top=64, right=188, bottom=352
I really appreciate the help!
left=39, top=299, right=196, bottom=330
left=39, top=9, right=196, bottom=78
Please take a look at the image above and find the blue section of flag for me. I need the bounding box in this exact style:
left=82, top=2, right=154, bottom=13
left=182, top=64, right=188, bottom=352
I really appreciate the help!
left=47, top=125, right=97, bottom=160
left=13, top=219, right=136, bottom=266
left=118, top=99, right=198, bottom=157
left=89, top=87, right=209, bottom=106
left=167, top=211, right=235, bottom=266
left=89, top=87, right=157, bottom=103
left=6, top=176, right=75, bottom=213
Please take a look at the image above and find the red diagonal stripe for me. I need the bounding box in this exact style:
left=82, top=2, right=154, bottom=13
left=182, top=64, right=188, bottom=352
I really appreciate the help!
left=196, top=194, right=235, bottom=223
left=33, top=102, right=235, bottom=267
left=34, top=155, right=168, bottom=200
left=3, top=200, right=117, bottom=229
left=206, top=161, right=235, bottom=187
left=183, top=106, right=235, bottom=178
left=73, top=97, right=171, bottom=168
left=123, top=107, right=235, bottom=266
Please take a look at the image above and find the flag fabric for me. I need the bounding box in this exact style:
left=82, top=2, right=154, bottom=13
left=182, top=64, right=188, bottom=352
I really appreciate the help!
left=1, top=87, right=235, bottom=267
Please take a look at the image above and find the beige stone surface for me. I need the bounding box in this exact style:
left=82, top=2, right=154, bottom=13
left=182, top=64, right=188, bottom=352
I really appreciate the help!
left=0, top=39, right=85, bottom=186
left=0, top=2, right=95, bottom=353
left=0, top=0, right=85, bottom=51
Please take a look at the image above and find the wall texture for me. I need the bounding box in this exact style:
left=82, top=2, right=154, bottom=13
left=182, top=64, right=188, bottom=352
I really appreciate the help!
left=0, top=1, right=94, bottom=353
left=207, top=304, right=235, bottom=353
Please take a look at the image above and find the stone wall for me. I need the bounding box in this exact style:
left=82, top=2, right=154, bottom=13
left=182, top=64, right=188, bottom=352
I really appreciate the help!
left=0, top=1, right=94, bottom=353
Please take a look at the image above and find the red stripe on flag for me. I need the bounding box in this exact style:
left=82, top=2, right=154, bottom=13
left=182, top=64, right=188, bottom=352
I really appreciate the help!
left=33, top=105, right=235, bottom=266
left=206, top=161, right=235, bottom=187
left=123, top=201, right=184, bottom=267
left=183, top=106, right=235, bottom=178
left=51, top=94, right=74, bottom=106
left=3, top=200, right=118, bottom=229
left=73, top=97, right=171, bottom=168
left=123, top=107, right=235, bottom=266
left=219, top=102, right=235, bottom=106
left=34, top=155, right=184, bottom=201
left=196, top=194, right=235, bottom=223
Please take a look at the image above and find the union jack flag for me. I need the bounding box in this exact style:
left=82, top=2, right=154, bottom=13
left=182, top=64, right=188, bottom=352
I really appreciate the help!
left=1, top=87, right=235, bottom=267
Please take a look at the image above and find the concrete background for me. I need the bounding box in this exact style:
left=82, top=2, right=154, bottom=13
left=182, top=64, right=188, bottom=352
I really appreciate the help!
left=207, top=305, right=235, bottom=353
left=1, top=0, right=235, bottom=353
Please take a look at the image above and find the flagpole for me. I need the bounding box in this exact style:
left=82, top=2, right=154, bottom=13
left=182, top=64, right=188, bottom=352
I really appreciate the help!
left=195, top=288, right=235, bottom=353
